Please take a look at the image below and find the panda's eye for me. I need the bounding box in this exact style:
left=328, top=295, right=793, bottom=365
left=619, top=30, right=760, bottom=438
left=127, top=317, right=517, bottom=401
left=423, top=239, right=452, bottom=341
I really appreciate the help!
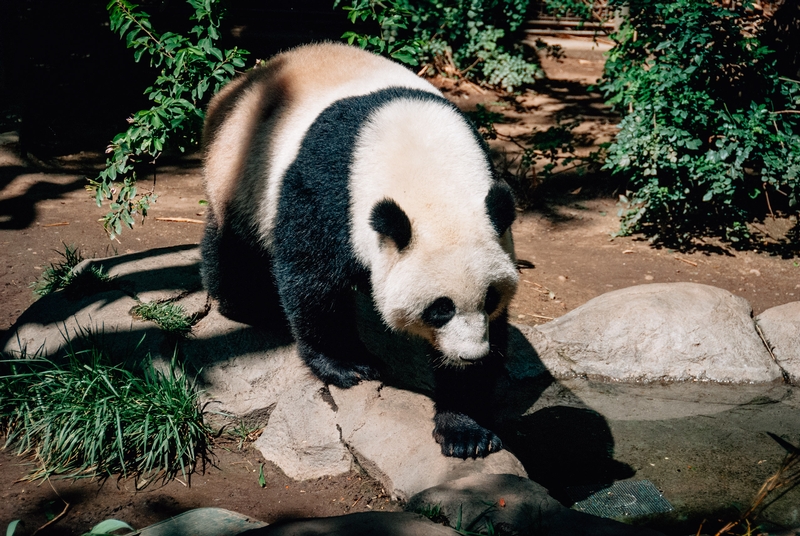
left=421, top=297, right=456, bottom=328
left=484, top=286, right=501, bottom=315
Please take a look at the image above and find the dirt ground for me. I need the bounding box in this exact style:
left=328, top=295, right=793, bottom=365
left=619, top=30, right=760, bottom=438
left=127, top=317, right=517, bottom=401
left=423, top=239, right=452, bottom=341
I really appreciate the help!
left=1, top=38, right=799, bottom=535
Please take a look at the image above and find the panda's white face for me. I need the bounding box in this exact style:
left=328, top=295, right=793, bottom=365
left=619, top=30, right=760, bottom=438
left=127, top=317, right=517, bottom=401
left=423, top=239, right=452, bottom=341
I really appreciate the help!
left=349, top=95, right=518, bottom=367
left=371, top=237, right=517, bottom=367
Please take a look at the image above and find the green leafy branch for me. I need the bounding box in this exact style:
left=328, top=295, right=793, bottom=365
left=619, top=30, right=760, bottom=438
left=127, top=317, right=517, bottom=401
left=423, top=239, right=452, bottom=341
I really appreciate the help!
left=88, top=0, right=248, bottom=239
left=338, top=0, right=425, bottom=66
left=335, top=0, right=542, bottom=92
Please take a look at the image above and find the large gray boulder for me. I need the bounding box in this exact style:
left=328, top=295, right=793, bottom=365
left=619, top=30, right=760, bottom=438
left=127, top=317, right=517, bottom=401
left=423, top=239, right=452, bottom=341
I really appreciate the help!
left=756, top=301, right=800, bottom=384
left=531, top=283, right=782, bottom=383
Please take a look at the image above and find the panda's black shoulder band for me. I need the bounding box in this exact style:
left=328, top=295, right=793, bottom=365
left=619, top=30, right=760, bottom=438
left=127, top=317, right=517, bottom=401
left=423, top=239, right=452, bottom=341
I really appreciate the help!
left=370, top=198, right=412, bottom=251
left=485, top=183, right=516, bottom=236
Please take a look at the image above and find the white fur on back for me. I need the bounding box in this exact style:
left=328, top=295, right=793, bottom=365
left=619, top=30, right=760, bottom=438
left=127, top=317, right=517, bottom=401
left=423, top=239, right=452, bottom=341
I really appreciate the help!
left=255, top=45, right=439, bottom=247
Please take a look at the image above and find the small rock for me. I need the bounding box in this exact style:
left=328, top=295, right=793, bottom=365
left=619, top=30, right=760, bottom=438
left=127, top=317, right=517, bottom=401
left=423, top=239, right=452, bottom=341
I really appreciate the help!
left=255, top=376, right=353, bottom=481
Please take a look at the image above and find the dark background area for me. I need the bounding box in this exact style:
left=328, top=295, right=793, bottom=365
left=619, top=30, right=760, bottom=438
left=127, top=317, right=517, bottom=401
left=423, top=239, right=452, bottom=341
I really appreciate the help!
left=1, top=0, right=798, bottom=157
left=0, top=0, right=352, bottom=156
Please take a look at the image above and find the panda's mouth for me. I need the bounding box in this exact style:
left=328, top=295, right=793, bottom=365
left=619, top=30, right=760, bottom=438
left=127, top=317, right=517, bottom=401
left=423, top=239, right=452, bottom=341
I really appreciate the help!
left=458, top=351, right=487, bottom=363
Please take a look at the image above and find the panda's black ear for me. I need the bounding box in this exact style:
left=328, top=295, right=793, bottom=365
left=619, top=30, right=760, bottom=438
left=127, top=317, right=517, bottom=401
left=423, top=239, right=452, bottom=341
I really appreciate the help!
left=485, top=182, right=516, bottom=236
left=370, top=199, right=412, bottom=251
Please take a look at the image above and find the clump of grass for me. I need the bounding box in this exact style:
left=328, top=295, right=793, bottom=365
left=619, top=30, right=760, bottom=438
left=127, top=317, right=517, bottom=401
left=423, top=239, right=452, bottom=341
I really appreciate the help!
left=219, top=414, right=263, bottom=450
left=31, top=244, right=111, bottom=298
left=31, top=244, right=84, bottom=297
left=131, top=301, right=192, bottom=334
left=416, top=503, right=448, bottom=525
left=0, top=344, right=212, bottom=484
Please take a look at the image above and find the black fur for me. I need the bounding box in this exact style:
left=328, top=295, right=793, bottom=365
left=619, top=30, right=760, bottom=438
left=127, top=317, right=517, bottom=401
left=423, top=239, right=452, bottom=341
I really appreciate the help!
left=485, top=182, right=516, bottom=236
left=421, top=297, right=456, bottom=328
left=370, top=199, right=412, bottom=251
left=484, top=286, right=501, bottom=316
left=200, top=207, right=286, bottom=329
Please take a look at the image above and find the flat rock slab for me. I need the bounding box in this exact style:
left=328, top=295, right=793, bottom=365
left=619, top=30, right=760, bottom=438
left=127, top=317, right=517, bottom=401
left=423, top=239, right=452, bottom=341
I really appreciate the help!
left=244, top=512, right=459, bottom=536
left=531, top=283, right=781, bottom=383
left=757, top=301, right=800, bottom=383
left=406, top=474, right=666, bottom=536
left=89, top=244, right=203, bottom=304
left=2, top=288, right=164, bottom=361
left=182, top=307, right=298, bottom=416
left=2, top=245, right=205, bottom=361
left=254, top=374, right=353, bottom=481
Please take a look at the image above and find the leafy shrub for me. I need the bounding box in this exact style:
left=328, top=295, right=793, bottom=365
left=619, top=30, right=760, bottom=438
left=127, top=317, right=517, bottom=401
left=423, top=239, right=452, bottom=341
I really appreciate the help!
left=599, top=0, right=800, bottom=246
left=87, top=0, right=248, bottom=239
left=336, top=0, right=542, bottom=91
left=0, top=344, right=211, bottom=484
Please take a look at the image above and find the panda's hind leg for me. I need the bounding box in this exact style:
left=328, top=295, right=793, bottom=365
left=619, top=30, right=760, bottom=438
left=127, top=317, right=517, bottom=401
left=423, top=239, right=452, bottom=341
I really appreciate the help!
left=200, top=208, right=287, bottom=329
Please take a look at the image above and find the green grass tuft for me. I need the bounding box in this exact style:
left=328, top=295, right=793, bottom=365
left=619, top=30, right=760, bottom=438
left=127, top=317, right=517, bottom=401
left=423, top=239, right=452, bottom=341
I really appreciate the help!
left=131, top=301, right=193, bottom=334
left=31, top=244, right=111, bottom=298
left=0, top=343, right=211, bottom=485
left=31, top=244, right=84, bottom=297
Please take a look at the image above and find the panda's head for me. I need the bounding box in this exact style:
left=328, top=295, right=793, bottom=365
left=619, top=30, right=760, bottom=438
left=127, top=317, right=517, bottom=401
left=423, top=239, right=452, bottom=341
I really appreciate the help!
left=367, top=182, right=518, bottom=368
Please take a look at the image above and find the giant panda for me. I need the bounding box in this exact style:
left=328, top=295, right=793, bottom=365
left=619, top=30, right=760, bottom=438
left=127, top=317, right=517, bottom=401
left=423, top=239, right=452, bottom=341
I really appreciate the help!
left=201, top=42, right=519, bottom=459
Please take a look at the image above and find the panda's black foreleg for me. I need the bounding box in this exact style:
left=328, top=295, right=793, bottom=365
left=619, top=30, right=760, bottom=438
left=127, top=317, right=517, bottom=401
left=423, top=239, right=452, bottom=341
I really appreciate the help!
left=290, top=299, right=381, bottom=388
left=297, top=339, right=380, bottom=388
left=432, top=312, right=507, bottom=459
left=274, top=262, right=380, bottom=388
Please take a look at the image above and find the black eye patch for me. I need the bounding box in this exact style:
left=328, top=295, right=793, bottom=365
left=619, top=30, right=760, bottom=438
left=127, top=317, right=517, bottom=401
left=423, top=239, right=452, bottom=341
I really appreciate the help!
left=484, top=286, right=501, bottom=315
left=421, top=297, right=456, bottom=328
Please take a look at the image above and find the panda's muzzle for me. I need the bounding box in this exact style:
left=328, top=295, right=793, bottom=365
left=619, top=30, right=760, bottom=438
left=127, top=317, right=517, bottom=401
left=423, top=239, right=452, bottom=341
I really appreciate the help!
left=437, top=312, right=490, bottom=364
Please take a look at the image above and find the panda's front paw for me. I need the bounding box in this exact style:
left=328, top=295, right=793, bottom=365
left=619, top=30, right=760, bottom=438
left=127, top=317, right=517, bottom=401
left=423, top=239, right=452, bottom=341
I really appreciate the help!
left=433, top=411, right=503, bottom=459
left=327, top=362, right=380, bottom=388
left=299, top=342, right=380, bottom=388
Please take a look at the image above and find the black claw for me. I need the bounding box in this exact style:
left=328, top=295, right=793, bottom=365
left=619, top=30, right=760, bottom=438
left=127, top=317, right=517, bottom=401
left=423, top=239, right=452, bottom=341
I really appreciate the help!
left=298, top=342, right=379, bottom=388
left=433, top=411, right=503, bottom=459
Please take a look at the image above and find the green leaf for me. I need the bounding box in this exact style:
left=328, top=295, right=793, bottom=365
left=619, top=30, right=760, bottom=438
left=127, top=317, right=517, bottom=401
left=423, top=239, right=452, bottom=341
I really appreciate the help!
left=6, top=520, right=21, bottom=536
left=88, top=519, right=135, bottom=535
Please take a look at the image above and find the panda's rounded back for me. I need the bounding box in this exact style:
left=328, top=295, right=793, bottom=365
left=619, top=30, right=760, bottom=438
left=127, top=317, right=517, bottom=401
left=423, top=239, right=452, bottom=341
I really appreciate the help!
left=202, top=42, right=440, bottom=247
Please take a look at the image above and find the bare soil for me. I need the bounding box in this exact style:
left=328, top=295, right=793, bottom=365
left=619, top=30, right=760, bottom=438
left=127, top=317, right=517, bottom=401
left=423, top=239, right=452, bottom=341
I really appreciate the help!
left=1, top=39, right=798, bottom=535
